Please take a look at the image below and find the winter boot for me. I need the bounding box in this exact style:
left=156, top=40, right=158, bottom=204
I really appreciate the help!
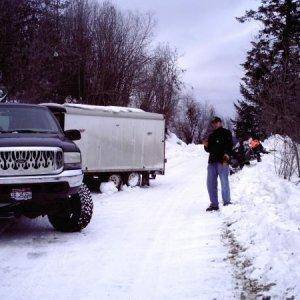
left=206, top=204, right=219, bottom=212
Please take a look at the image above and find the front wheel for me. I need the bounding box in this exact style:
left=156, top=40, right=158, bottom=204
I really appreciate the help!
left=48, top=184, right=93, bottom=232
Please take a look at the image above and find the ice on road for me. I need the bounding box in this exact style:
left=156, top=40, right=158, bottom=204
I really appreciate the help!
left=0, top=139, right=235, bottom=299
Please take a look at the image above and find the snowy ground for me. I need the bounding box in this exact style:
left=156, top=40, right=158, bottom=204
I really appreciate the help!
left=0, top=134, right=299, bottom=299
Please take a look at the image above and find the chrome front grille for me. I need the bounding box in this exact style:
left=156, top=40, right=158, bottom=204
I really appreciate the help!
left=0, top=147, right=63, bottom=176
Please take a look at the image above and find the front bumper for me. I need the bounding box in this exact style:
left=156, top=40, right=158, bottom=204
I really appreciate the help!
left=0, top=170, right=83, bottom=219
left=0, top=169, right=83, bottom=188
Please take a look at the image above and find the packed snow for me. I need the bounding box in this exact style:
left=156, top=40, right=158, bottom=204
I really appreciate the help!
left=0, top=134, right=299, bottom=299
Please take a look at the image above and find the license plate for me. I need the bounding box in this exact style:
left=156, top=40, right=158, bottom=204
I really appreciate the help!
left=10, top=188, right=32, bottom=201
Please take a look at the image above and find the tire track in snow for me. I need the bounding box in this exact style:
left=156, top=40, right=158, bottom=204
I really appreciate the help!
left=129, top=175, right=196, bottom=299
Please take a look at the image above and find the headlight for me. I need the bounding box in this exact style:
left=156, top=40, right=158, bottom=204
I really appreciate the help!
left=64, top=152, right=82, bottom=169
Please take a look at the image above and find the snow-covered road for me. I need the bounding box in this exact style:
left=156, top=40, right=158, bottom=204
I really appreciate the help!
left=0, top=139, right=236, bottom=300
left=2, top=135, right=299, bottom=299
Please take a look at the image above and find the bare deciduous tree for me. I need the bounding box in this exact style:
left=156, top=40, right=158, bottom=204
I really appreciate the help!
left=173, top=93, right=215, bottom=144
left=133, top=44, right=183, bottom=127
left=86, top=1, right=154, bottom=106
left=0, top=0, right=188, bottom=126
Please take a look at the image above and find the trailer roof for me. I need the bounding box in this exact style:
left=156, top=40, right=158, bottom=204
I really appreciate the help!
left=65, top=103, right=145, bottom=113
left=69, top=103, right=165, bottom=120
left=40, top=103, right=164, bottom=120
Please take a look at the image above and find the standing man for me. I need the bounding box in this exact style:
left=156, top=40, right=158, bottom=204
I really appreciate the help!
left=203, top=117, right=233, bottom=211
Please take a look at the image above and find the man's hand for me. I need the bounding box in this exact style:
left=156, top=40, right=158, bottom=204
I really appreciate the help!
left=223, top=154, right=230, bottom=165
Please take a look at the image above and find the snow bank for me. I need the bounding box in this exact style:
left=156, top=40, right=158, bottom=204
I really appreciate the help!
left=166, top=132, right=201, bottom=162
left=223, top=136, right=300, bottom=298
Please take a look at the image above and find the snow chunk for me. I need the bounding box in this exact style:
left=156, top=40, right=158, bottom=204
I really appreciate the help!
left=100, top=182, right=118, bottom=194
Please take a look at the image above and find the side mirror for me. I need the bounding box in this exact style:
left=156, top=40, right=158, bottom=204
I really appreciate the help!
left=64, top=129, right=81, bottom=141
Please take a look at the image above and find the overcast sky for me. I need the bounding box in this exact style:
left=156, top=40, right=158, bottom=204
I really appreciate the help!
left=113, top=0, right=260, bottom=117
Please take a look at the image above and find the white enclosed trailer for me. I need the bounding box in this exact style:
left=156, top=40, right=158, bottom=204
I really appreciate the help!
left=43, top=103, right=166, bottom=188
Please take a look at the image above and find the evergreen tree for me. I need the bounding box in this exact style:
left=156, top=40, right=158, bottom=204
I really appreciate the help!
left=233, top=100, right=265, bottom=140
left=235, top=0, right=299, bottom=142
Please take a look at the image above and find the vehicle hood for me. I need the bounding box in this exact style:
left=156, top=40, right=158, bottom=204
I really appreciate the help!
left=0, top=133, right=79, bottom=152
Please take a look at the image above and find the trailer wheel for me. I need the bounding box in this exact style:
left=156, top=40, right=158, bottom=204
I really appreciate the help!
left=48, top=184, right=93, bottom=232
left=108, top=174, right=122, bottom=190
left=150, top=173, right=156, bottom=180
left=126, top=172, right=141, bottom=187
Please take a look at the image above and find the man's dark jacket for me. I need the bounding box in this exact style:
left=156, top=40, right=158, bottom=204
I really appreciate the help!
left=204, top=127, right=233, bottom=163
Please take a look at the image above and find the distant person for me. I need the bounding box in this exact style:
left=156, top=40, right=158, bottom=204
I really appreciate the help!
left=203, top=117, right=233, bottom=211
left=249, top=136, right=268, bottom=162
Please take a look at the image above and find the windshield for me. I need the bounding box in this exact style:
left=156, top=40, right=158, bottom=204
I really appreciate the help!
left=0, top=106, right=61, bottom=133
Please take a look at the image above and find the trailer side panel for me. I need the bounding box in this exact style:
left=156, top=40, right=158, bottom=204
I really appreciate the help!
left=65, top=112, right=165, bottom=173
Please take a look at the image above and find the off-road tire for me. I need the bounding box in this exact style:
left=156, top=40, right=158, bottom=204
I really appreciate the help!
left=48, top=184, right=93, bottom=232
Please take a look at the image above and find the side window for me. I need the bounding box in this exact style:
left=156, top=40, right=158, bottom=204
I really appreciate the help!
left=53, top=112, right=65, bottom=130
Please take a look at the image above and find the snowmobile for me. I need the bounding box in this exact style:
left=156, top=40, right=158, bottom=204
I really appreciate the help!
left=229, top=140, right=269, bottom=174
left=229, top=141, right=251, bottom=174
